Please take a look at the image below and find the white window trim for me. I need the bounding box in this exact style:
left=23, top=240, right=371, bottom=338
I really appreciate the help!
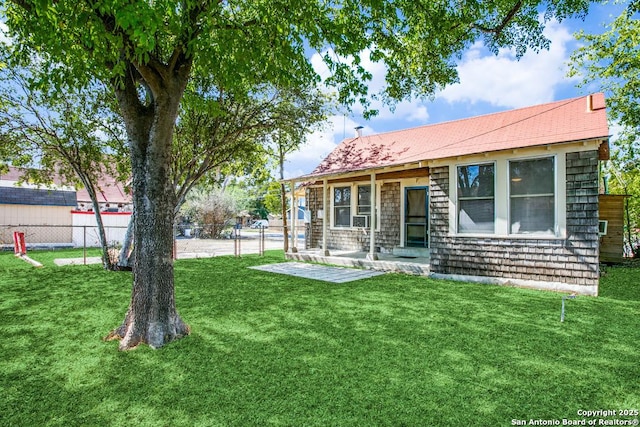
left=329, top=182, right=381, bottom=230
left=332, top=185, right=352, bottom=228
left=356, top=184, right=373, bottom=215
left=455, top=161, right=497, bottom=235
left=507, top=154, right=560, bottom=237
left=449, top=153, right=567, bottom=239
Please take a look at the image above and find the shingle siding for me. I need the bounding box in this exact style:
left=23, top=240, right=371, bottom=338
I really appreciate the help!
left=429, top=150, right=600, bottom=288
left=305, top=183, right=401, bottom=252
left=378, top=182, right=401, bottom=250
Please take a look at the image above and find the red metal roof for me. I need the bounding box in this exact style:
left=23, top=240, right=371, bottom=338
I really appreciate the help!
left=75, top=174, right=131, bottom=205
left=302, top=93, right=609, bottom=179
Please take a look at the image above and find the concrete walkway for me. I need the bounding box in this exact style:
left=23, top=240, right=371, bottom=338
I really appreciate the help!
left=54, top=256, right=102, bottom=266
left=249, top=262, right=385, bottom=283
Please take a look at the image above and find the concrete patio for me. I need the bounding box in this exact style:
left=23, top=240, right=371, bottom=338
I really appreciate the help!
left=285, top=249, right=431, bottom=276
left=250, top=262, right=386, bottom=283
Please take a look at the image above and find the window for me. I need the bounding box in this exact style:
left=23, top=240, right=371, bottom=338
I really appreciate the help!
left=457, top=163, right=495, bottom=233
left=451, top=154, right=565, bottom=238
left=333, top=186, right=351, bottom=227
left=509, top=157, right=555, bottom=234
left=598, top=220, right=608, bottom=236
left=357, top=185, right=371, bottom=214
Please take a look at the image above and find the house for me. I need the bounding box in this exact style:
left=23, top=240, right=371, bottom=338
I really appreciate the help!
left=1, top=167, right=77, bottom=246
left=287, top=94, right=610, bottom=296
left=74, top=167, right=132, bottom=213
left=287, top=206, right=306, bottom=221
left=0, top=166, right=132, bottom=248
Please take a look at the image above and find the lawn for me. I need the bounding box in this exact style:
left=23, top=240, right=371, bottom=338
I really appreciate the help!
left=1, top=249, right=638, bottom=426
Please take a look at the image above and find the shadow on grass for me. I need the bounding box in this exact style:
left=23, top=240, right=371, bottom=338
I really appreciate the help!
left=0, top=250, right=638, bottom=426
left=599, top=261, right=640, bottom=302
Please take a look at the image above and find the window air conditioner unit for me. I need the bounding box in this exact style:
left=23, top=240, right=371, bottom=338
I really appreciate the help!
left=352, top=215, right=369, bottom=228
left=598, top=220, right=608, bottom=236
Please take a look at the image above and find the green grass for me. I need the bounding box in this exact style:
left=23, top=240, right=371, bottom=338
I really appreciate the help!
left=1, top=249, right=638, bottom=426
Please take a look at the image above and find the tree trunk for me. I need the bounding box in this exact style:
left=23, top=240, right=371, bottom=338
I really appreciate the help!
left=118, top=211, right=134, bottom=269
left=624, top=193, right=639, bottom=258
left=105, top=64, right=190, bottom=350
left=77, top=172, right=115, bottom=270
left=279, top=141, right=288, bottom=252
left=93, top=206, right=115, bottom=270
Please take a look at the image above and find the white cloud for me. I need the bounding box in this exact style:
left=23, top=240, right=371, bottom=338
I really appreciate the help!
left=0, top=22, right=12, bottom=46
left=311, top=19, right=581, bottom=117
left=310, top=48, right=430, bottom=129
left=335, top=50, right=431, bottom=124
left=309, top=50, right=333, bottom=83
left=381, top=101, right=429, bottom=123
left=438, top=19, right=578, bottom=108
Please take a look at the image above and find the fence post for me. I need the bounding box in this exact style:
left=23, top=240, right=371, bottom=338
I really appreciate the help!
left=234, top=224, right=241, bottom=257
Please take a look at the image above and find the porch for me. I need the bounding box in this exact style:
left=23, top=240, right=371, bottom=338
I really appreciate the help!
left=285, top=248, right=431, bottom=276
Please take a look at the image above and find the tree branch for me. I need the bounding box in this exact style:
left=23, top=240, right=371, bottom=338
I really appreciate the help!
left=471, top=0, right=524, bottom=36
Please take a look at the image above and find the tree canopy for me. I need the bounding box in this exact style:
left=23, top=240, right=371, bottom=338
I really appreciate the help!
left=569, top=2, right=640, bottom=250
left=171, top=81, right=329, bottom=214
left=570, top=2, right=640, bottom=151
left=3, top=0, right=594, bottom=110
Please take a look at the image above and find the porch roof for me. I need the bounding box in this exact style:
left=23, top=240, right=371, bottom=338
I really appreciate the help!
left=294, top=93, right=609, bottom=182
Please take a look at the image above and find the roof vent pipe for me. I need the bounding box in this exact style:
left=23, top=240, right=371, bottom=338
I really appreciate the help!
left=586, top=94, right=593, bottom=112
left=355, top=126, right=364, bottom=138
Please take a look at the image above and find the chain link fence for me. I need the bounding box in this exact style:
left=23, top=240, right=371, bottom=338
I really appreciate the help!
left=173, top=223, right=305, bottom=258
left=1, top=223, right=301, bottom=260
left=174, top=223, right=271, bottom=258
left=1, top=224, right=128, bottom=251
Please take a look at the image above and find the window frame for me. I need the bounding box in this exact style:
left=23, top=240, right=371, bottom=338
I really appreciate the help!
left=357, top=184, right=371, bottom=215
left=449, top=152, right=564, bottom=238
left=456, top=162, right=496, bottom=234
left=333, top=186, right=351, bottom=228
left=508, top=155, right=557, bottom=236
left=330, top=182, right=380, bottom=230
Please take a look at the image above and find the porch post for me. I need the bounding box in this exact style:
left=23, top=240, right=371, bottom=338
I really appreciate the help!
left=290, top=180, right=297, bottom=253
left=322, top=178, right=329, bottom=256
left=367, top=172, right=378, bottom=261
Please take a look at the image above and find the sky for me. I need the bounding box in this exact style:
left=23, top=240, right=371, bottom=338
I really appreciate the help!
left=283, top=2, right=625, bottom=179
